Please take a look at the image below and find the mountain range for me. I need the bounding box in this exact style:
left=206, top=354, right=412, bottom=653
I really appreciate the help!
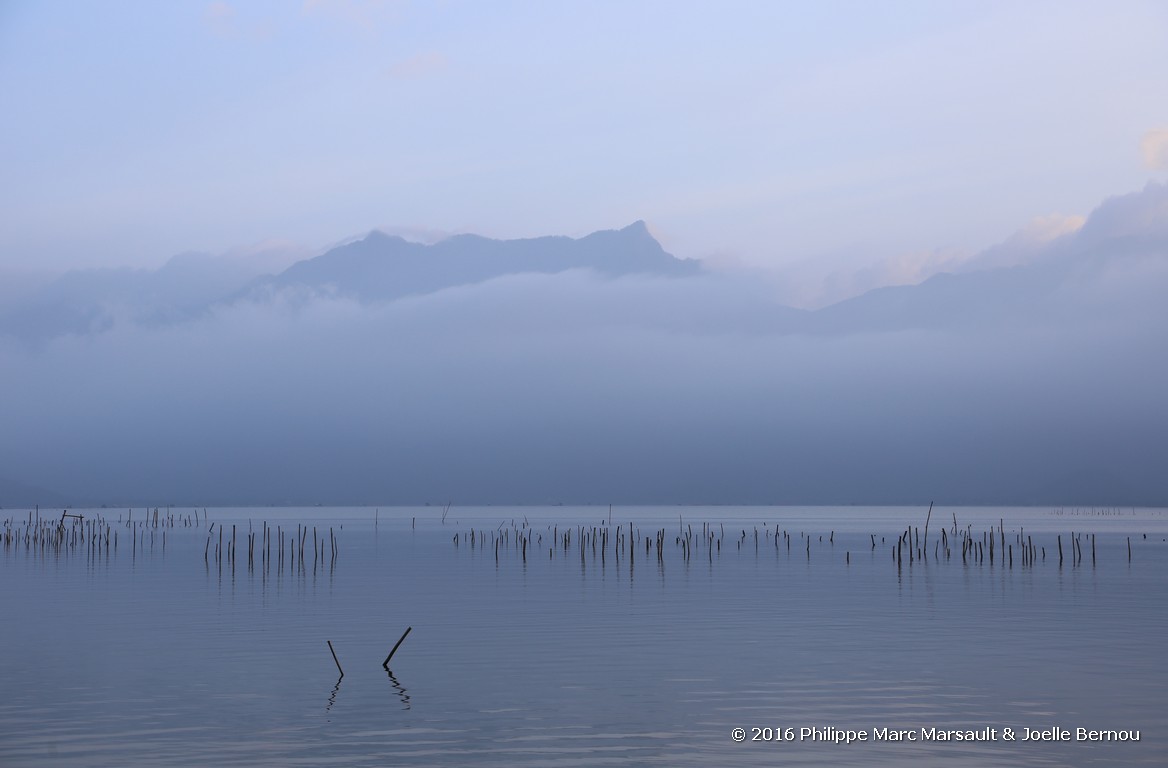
left=1, top=183, right=1166, bottom=508
left=7, top=183, right=1166, bottom=346
left=1, top=222, right=700, bottom=344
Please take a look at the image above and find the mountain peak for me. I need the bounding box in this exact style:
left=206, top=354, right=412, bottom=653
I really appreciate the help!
left=363, top=229, right=405, bottom=244
left=258, top=222, right=700, bottom=303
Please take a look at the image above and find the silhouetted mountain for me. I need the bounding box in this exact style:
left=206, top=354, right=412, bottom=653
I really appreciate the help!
left=245, top=221, right=701, bottom=302
left=808, top=265, right=1061, bottom=333
left=808, top=182, right=1168, bottom=334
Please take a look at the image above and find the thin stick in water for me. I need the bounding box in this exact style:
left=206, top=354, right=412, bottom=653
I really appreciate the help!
left=327, top=640, right=344, bottom=677
left=382, top=626, right=413, bottom=668
left=922, top=501, right=932, bottom=556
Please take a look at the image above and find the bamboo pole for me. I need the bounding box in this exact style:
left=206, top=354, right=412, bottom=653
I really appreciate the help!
left=382, top=627, right=413, bottom=668
left=327, top=641, right=344, bottom=677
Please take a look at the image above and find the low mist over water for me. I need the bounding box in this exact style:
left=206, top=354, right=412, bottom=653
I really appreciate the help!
left=3, top=185, right=1167, bottom=508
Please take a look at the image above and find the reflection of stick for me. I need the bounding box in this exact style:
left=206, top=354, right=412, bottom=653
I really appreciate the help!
left=386, top=667, right=411, bottom=709
left=383, top=627, right=413, bottom=668
left=326, top=676, right=342, bottom=713
left=327, top=640, right=344, bottom=677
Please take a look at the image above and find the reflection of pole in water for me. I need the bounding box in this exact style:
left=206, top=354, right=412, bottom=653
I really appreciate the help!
left=386, top=668, right=411, bottom=710
left=326, top=676, right=343, bottom=716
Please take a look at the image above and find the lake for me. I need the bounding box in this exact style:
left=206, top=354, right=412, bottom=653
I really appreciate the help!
left=2, top=505, right=1166, bottom=767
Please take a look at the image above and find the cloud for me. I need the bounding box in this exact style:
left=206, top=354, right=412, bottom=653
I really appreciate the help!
left=955, top=213, right=1085, bottom=273
left=1141, top=128, right=1168, bottom=171
left=774, top=210, right=1091, bottom=308
left=204, top=2, right=236, bottom=38
left=203, top=2, right=277, bottom=41
left=302, top=0, right=402, bottom=30
left=3, top=249, right=1166, bottom=506
left=843, top=246, right=966, bottom=289
left=371, top=224, right=458, bottom=244
left=1015, top=213, right=1086, bottom=243
left=384, top=51, right=448, bottom=79
left=1, top=184, right=1166, bottom=506
left=754, top=246, right=972, bottom=310
left=1076, top=180, right=1168, bottom=243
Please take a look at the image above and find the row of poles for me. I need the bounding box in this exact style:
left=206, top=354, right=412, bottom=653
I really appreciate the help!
left=892, top=516, right=1136, bottom=569
left=1, top=508, right=191, bottom=561
left=452, top=512, right=1142, bottom=571
left=204, top=521, right=339, bottom=575
left=1, top=508, right=343, bottom=575
left=455, top=518, right=858, bottom=566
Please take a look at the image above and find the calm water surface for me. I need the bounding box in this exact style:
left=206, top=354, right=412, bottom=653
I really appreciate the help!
left=2, top=505, right=1166, bottom=767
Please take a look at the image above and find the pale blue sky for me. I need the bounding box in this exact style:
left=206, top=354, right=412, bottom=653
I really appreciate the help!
left=2, top=1, right=1166, bottom=272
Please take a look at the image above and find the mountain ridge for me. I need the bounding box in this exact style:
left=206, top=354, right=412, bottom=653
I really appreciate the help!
left=0, top=222, right=702, bottom=343
left=244, top=220, right=700, bottom=304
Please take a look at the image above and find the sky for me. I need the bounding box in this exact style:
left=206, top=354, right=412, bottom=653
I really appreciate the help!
left=2, top=0, right=1167, bottom=279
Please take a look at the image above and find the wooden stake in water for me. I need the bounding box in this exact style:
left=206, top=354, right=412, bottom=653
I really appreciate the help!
left=383, top=626, right=413, bottom=668
left=922, top=501, right=932, bottom=558
left=327, top=640, right=344, bottom=677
